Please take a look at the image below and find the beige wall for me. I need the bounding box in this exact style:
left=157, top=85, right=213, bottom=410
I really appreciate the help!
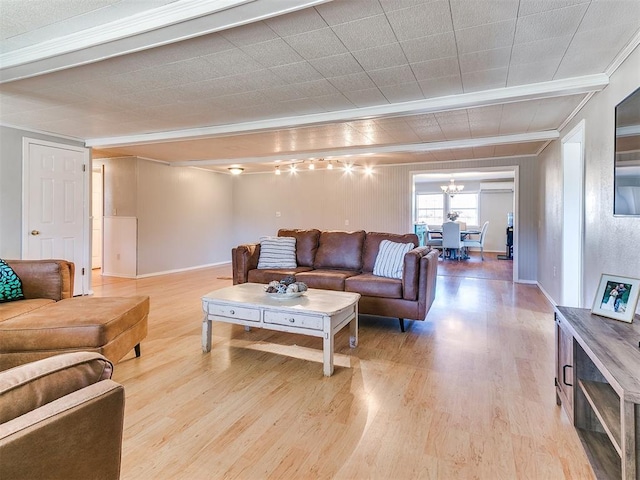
left=538, top=44, right=640, bottom=310
left=95, top=157, right=138, bottom=217
left=136, top=159, right=233, bottom=275
left=480, top=190, right=514, bottom=253
left=232, top=156, right=538, bottom=281
left=97, top=157, right=234, bottom=276
left=1, top=132, right=536, bottom=281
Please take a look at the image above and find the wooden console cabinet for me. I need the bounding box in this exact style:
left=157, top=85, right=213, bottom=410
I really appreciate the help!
left=555, top=306, right=640, bottom=479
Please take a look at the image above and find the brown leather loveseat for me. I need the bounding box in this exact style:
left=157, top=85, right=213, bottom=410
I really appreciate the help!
left=232, top=229, right=439, bottom=331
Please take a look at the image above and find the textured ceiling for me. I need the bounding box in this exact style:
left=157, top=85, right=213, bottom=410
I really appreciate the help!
left=1, top=0, right=639, bottom=174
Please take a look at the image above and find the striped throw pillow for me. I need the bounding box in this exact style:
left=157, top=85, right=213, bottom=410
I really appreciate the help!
left=257, top=236, right=297, bottom=269
left=372, top=240, right=415, bottom=279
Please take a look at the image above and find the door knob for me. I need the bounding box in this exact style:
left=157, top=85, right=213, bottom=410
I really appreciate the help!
left=30, top=230, right=40, bottom=236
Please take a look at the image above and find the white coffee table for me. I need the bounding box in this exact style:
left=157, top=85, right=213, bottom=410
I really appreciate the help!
left=201, top=283, right=360, bottom=376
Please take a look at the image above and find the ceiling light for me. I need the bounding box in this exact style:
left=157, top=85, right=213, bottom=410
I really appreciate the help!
left=344, top=164, right=353, bottom=173
left=275, top=165, right=281, bottom=175
left=441, top=178, right=464, bottom=197
left=327, top=160, right=333, bottom=170
left=228, top=167, right=244, bottom=175
left=308, top=161, right=315, bottom=170
left=364, top=166, right=374, bottom=175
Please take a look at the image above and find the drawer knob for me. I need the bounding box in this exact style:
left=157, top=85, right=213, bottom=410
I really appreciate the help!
left=288, top=318, right=295, bottom=323
left=230, top=310, right=235, bottom=315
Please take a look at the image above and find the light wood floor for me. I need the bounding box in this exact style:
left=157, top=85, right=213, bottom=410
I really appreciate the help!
left=92, top=266, right=594, bottom=479
left=437, top=251, right=513, bottom=282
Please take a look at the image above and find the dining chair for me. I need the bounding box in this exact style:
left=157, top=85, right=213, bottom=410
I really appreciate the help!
left=463, top=221, right=489, bottom=260
left=442, top=221, right=463, bottom=260
left=425, top=225, right=443, bottom=249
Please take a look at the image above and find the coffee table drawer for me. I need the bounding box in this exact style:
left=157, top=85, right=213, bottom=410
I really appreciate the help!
left=208, top=303, right=260, bottom=322
left=264, top=310, right=323, bottom=330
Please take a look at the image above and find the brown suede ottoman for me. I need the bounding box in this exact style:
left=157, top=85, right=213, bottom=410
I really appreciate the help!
left=0, top=296, right=149, bottom=371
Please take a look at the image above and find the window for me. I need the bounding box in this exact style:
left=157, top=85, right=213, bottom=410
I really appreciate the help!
left=416, top=193, right=444, bottom=224
left=449, top=193, right=478, bottom=226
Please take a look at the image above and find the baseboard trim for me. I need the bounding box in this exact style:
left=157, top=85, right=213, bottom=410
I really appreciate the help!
left=101, top=271, right=137, bottom=278
left=135, top=261, right=231, bottom=279
left=537, top=282, right=558, bottom=307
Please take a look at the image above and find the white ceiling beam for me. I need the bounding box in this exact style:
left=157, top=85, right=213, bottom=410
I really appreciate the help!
left=169, top=131, right=560, bottom=167
left=86, top=74, right=607, bottom=148
left=0, top=0, right=332, bottom=83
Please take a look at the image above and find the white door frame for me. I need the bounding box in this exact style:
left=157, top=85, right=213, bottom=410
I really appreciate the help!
left=561, top=120, right=586, bottom=307
left=22, top=137, right=91, bottom=295
left=411, top=165, right=519, bottom=283
left=92, top=165, right=104, bottom=270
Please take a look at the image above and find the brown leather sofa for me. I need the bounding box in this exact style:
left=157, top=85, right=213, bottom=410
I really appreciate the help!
left=0, top=259, right=149, bottom=371
left=232, top=229, right=439, bottom=331
left=0, top=352, right=124, bottom=480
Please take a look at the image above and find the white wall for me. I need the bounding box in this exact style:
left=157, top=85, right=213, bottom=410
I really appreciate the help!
left=538, top=44, right=640, bottom=311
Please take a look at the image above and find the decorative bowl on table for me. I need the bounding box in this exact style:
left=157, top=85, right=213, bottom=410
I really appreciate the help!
left=264, top=276, right=308, bottom=299
left=265, top=291, right=306, bottom=300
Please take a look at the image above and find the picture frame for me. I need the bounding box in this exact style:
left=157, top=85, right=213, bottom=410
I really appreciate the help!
left=591, top=274, right=640, bottom=323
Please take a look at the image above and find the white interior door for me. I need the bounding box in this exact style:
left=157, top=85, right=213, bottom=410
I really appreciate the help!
left=22, top=138, right=89, bottom=295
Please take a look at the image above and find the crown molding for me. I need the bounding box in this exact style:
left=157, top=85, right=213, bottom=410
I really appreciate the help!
left=605, top=29, right=640, bottom=77
left=168, top=131, right=559, bottom=167
left=0, top=0, right=332, bottom=83
left=0, top=122, right=84, bottom=143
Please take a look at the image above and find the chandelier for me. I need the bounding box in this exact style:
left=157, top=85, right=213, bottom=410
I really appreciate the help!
left=441, top=178, right=464, bottom=197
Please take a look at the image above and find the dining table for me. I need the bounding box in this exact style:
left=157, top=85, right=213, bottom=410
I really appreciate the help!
left=428, top=226, right=482, bottom=260
left=428, top=227, right=481, bottom=238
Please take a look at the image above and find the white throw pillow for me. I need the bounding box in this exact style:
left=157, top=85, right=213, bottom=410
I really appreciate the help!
left=257, top=236, right=297, bottom=269
left=372, top=240, right=415, bottom=279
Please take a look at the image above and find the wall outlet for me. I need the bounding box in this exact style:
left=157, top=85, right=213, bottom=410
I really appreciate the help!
left=275, top=211, right=281, bottom=217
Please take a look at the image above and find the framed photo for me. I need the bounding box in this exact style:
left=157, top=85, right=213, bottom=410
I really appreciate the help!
left=591, top=274, right=640, bottom=323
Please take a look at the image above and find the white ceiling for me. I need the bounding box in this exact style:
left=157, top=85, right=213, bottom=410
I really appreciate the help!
left=1, top=0, right=639, bottom=174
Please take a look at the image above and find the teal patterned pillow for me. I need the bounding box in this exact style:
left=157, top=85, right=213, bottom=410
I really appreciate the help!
left=0, top=259, right=25, bottom=303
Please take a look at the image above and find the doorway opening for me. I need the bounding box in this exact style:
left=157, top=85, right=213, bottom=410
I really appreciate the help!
left=412, top=167, right=518, bottom=282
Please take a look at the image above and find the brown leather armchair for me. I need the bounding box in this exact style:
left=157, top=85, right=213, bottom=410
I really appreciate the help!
left=0, top=352, right=125, bottom=480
